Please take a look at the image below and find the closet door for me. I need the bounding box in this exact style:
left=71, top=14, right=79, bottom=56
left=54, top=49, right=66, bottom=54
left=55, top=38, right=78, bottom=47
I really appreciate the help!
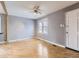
left=66, top=14, right=69, bottom=47
left=78, top=13, right=79, bottom=50
left=66, top=10, right=78, bottom=50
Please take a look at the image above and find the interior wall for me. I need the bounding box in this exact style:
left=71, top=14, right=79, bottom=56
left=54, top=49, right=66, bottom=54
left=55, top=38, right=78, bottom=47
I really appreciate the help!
left=33, top=20, right=37, bottom=38
left=0, top=14, right=5, bottom=42
left=7, top=15, right=34, bottom=41
left=36, top=2, right=79, bottom=46
left=48, top=10, right=65, bottom=46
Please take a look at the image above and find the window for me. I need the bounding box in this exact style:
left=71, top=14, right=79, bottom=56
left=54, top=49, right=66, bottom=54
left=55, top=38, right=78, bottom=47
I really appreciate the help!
left=38, top=18, right=48, bottom=34
left=38, top=22, right=43, bottom=33
left=43, top=19, right=48, bottom=34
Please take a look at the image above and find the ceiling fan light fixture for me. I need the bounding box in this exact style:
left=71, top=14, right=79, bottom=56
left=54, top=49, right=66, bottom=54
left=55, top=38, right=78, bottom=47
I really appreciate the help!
left=33, top=10, right=40, bottom=15
left=32, top=5, right=41, bottom=15
left=34, top=12, right=37, bottom=15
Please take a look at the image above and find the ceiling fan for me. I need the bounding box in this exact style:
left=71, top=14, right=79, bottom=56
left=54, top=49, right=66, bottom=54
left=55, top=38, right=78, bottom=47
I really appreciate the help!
left=32, top=5, right=41, bottom=15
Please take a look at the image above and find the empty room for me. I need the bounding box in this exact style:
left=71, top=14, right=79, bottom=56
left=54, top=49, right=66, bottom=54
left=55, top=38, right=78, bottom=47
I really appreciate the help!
left=0, top=0, right=79, bottom=58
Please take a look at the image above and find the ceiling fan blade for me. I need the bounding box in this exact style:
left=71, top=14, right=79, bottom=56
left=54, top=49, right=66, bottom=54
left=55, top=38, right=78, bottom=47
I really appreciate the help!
left=38, top=11, right=41, bottom=14
left=33, top=5, right=40, bottom=10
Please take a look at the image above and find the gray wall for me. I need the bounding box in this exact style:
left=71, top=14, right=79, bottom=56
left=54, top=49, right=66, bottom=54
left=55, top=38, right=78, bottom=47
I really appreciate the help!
left=36, top=3, right=79, bottom=46
left=33, top=20, right=37, bottom=37
left=48, top=10, right=65, bottom=46
left=0, top=14, right=5, bottom=42
left=7, top=15, right=34, bottom=41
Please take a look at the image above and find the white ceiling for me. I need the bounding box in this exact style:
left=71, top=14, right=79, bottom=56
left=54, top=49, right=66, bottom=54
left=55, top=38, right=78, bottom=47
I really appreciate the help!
left=2, top=1, right=78, bottom=19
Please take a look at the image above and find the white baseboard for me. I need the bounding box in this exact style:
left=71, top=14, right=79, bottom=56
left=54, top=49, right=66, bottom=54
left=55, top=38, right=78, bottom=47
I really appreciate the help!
left=37, top=37, right=65, bottom=48
left=0, top=41, right=5, bottom=44
left=8, top=37, right=32, bottom=43
left=0, top=37, right=65, bottom=48
left=0, top=37, right=33, bottom=44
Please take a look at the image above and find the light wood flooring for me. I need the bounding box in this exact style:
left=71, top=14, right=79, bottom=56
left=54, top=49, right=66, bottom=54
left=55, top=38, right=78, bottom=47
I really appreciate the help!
left=0, top=39, right=79, bottom=58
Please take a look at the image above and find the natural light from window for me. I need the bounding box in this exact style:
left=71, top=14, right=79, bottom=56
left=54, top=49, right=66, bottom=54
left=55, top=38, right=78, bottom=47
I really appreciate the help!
left=38, top=18, right=48, bottom=34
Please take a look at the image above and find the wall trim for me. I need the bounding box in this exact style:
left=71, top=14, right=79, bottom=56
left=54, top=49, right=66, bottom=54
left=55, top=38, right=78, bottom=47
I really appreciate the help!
left=0, top=37, right=33, bottom=44
left=0, top=37, right=65, bottom=48
left=8, top=37, right=32, bottom=43
left=37, top=37, right=65, bottom=48
left=0, top=41, right=5, bottom=44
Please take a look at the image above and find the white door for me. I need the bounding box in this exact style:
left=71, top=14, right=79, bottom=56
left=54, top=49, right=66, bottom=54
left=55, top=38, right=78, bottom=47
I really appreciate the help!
left=66, top=14, right=69, bottom=47
left=66, top=10, right=78, bottom=50
left=77, top=13, right=79, bottom=50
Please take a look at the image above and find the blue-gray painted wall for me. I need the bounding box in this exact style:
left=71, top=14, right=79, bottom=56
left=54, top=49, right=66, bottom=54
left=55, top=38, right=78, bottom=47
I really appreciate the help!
left=0, top=14, right=5, bottom=42
left=36, top=3, right=79, bottom=46
left=0, top=15, right=34, bottom=42
left=7, top=15, right=34, bottom=41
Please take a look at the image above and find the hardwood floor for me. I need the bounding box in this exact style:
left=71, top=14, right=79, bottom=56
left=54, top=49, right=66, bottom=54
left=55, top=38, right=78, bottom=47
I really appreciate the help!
left=0, top=39, right=79, bottom=58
